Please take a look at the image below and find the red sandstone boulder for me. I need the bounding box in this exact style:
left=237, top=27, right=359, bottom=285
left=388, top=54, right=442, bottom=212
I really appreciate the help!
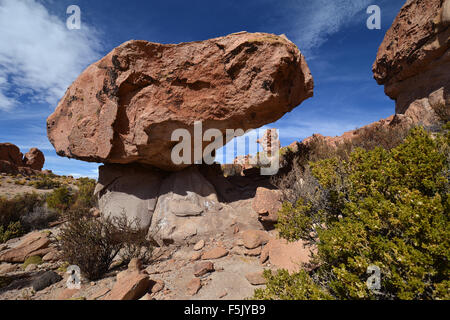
left=0, top=143, right=45, bottom=174
left=0, top=232, right=51, bottom=263
left=373, top=0, right=449, bottom=125
left=47, top=32, right=314, bottom=171
left=105, top=271, right=151, bottom=300
left=241, top=229, right=272, bottom=249
left=0, top=143, right=23, bottom=166
left=252, top=187, right=283, bottom=222
left=23, top=148, right=45, bottom=171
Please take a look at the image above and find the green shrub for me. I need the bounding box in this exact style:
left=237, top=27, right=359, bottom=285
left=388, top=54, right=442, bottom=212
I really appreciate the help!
left=0, top=221, right=23, bottom=243
left=254, top=269, right=333, bottom=300
left=46, top=186, right=74, bottom=213
left=22, top=255, right=43, bottom=269
left=257, top=125, right=449, bottom=300
left=73, top=178, right=97, bottom=209
left=0, top=193, right=45, bottom=233
left=32, top=176, right=61, bottom=190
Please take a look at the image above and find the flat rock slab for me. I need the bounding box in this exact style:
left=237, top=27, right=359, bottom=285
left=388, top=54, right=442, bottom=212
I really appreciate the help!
left=0, top=232, right=51, bottom=263
left=32, top=271, right=62, bottom=292
left=201, top=247, right=228, bottom=260
left=105, top=271, right=150, bottom=300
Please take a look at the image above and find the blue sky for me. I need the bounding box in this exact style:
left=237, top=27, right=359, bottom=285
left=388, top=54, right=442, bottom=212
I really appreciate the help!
left=0, top=0, right=405, bottom=178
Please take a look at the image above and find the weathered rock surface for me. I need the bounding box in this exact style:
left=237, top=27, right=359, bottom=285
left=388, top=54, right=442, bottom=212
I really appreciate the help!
left=373, top=0, right=450, bottom=125
left=186, top=278, right=202, bottom=296
left=241, top=229, right=272, bottom=249
left=193, top=261, right=215, bottom=277
left=105, top=271, right=151, bottom=300
left=0, top=263, right=17, bottom=275
left=262, top=238, right=315, bottom=274
left=245, top=271, right=266, bottom=285
left=149, top=279, right=165, bottom=294
left=94, top=163, right=163, bottom=230
left=252, top=187, right=282, bottom=222
left=193, top=239, right=205, bottom=251
left=0, top=143, right=45, bottom=175
left=148, top=166, right=222, bottom=244
left=201, top=247, right=228, bottom=260
left=47, top=32, right=313, bottom=171
left=31, top=271, right=62, bottom=292
left=0, top=143, right=23, bottom=166
left=0, top=232, right=51, bottom=263
left=23, top=148, right=45, bottom=171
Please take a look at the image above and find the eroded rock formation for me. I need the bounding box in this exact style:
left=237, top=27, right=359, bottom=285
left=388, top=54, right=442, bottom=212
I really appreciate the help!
left=47, top=32, right=313, bottom=171
left=0, top=143, right=45, bottom=175
left=373, top=0, right=449, bottom=125
left=47, top=32, right=313, bottom=244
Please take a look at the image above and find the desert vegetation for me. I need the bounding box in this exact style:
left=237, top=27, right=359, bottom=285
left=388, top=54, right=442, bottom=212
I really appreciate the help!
left=0, top=177, right=97, bottom=243
left=58, top=210, right=152, bottom=280
left=254, top=123, right=450, bottom=300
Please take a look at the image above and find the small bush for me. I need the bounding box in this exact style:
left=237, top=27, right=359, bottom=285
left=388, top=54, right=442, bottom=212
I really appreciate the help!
left=14, top=179, right=26, bottom=186
left=46, top=186, right=74, bottom=213
left=0, top=221, right=22, bottom=243
left=73, top=178, right=97, bottom=209
left=20, top=207, right=58, bottom=231
left=0, top=193, right=45, bottom=232
left=254, top=269, right=333, bottom=300
left=114, top=214, right=153, bottom=265
left=32, top=176, right=61, bottom=190
left=59, top=210, right=152, bottom=280
left=59, top=209, right=122, bottom=280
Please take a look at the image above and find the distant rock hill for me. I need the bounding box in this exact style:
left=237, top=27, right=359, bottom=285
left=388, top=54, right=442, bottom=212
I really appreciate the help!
left=0, top=143, right=45, bottom=175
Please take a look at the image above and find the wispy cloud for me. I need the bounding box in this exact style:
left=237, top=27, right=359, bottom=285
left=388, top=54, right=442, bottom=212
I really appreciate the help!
left=0, top=0, right=103, bottom=110
left=281, top=0, right=371, bottom=53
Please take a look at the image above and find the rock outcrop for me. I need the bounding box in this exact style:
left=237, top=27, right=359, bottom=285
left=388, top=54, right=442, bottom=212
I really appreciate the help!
left=373, top=0, right=449, bottom=125
left=47, top=32, right=313, bottom=171
left=0, top=143, right=45, bottom=175
left=23, top=148, right=45, bottom=171
left=0, top=232, right=51, bottom=263
left=148, top=166, right=223, bottom=244
left=94, top=163, right=164, bottom=230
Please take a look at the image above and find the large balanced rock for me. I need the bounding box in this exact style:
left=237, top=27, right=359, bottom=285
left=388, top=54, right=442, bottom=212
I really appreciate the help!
left=373, top=0, right=450, bottom=125
left=47, top=32, right=314, bottom=171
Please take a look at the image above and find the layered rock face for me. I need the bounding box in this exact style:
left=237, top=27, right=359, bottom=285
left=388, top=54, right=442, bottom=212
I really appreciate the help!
left=373, top=0, right=450, bottom=125
left=47, top=31, right=313, bottom=171
left=0, top=143, right=45, bottom=174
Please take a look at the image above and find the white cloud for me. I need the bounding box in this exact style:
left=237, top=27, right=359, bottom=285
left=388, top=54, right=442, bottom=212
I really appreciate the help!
left=0, top=0, right=103, bottom=111
left=285, top=0, right=372, bottom=52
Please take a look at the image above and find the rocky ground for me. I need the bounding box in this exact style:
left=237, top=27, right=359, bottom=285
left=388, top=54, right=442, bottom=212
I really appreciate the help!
left=0, top=196, right=314, bottom=300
